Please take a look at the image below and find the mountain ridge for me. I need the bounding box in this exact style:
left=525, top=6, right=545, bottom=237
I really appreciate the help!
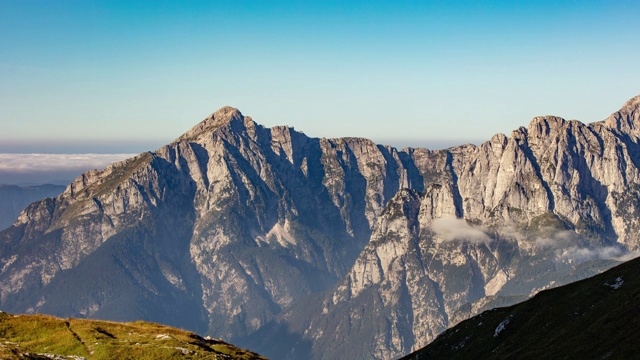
left=0, top=184, right=65, bottom=231
left=2, top=95, right=640, bottom=359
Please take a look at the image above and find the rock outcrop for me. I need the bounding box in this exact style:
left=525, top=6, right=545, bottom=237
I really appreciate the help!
left=1, top=96, right=640, bottom=359
left=0, top=184, right=65, bottom=230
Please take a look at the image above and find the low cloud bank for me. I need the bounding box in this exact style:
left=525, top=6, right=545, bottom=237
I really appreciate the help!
left=529, top=228, right=640, bottom=264
left=430, top=216, right=492, bottom=243
left=0, top=153, right=136, bottom=185
left=0, top=154, right=136, bottom=173
left=430, top=216, right=640, bottom=264
left=557, top=246, right=640, bottom=264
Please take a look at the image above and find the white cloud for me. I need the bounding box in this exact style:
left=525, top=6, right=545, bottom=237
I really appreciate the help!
left=0, top=154, right=136, bottom=173
left=556, top=246, right=640, bottom=264
left=616, top=251, right=640, bottom=262
left=429, top=217, right=640, bottom=265
left=430, top=216, right=492, bottom=243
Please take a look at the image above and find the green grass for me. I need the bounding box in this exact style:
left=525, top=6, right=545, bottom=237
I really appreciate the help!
left=0, top=312, right=267, bottom=359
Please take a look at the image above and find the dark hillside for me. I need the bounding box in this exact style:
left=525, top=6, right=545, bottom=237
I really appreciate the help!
left=401, top=256, right=640, bottom=360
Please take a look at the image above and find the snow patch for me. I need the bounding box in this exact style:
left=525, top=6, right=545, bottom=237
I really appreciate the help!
left=605, top=277, right=624, bottom=289
left=494, top=317, right=510, bottom=337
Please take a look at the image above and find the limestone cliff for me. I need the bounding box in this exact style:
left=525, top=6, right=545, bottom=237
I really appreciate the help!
left=1, top=96, right=640, bottom=360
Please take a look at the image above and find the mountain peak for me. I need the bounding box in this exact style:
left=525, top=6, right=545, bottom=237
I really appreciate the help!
left=212, top=106, right=243, bottom=120
left=178, top=106, right=245, bottom=141
left=602, top=94, right=640, bottom=134
left=621, top=94, right=640, bottom=109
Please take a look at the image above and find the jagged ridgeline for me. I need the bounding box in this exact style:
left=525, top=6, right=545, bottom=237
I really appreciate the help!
left=1, top=96, right=640, bottom=360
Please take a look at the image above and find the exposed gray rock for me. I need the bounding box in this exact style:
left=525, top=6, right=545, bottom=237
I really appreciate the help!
left=0, top=184, right=65, bottom=230
left=1, top=96, right=640, bottom=360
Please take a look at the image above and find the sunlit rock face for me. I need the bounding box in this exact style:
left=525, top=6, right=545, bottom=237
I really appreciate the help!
left=0, top=184, right=65, bottom=230
left=2, top=96, right=640, bottom=359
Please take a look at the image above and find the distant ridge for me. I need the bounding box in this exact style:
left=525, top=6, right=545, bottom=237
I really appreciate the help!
left=2, top=95, right=640, bottom=359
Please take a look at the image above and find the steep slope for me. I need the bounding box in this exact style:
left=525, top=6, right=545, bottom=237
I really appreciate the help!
left=0, top=106, right=412, bottom=340
left=0, top=184, right=65, bottom=230
left=247, top=95, right=640, bottom=359
left=1, top=96, right=640, bottom=360
left=400, top=255, right=640, bottom=360
left=0, top=312, right=266, bottom=359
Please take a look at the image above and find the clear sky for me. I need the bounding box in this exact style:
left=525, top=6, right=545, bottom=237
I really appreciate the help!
left=2, top=0, right=640, bottom=153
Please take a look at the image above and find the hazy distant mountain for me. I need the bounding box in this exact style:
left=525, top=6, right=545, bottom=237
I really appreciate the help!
left=1, top=96, right=640, bottom=359
left=400, top=255, right=640, bottom=360
left=0, top=184, right=65, bottom=230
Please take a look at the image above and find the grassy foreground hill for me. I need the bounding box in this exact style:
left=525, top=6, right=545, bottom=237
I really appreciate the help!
left=400, top=256, right=640, bottom=360
left=0, top=312, right=266, bottom=359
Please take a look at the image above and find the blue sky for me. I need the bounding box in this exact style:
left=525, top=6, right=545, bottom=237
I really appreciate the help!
left=1, top=0, right=640, bottom=153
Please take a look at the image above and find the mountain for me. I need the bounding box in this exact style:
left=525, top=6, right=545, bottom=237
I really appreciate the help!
left=0, top=311, right=266, bottom=359
left=1, top=96, right=640, bottom=359
left=244, top=96, right=640, bottom=359
left=0, top=184, right=65, bottom=230
left=400, top=255, right=640, bottom=360
left=0, top=106, right=398, bottom=340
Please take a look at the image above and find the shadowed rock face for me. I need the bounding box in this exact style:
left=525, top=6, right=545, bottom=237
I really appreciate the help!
left=1, top=96, right=640, bottom=359
left=400, top=256, right=640, bottom=360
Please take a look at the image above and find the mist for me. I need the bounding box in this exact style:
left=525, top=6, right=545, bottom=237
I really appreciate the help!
left=0, top=153, right=136, bottom=185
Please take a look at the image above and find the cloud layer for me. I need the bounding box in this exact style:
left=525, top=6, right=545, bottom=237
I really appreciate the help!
left=430, top=216, right=640, bottom=264
left=556, top=246, right=640, bottom=264
left=0, top=154, right=136, bottom=173
left=0, top=153, right=136, bottom=185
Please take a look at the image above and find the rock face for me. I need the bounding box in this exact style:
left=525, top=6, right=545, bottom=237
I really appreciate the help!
left=0, top=184, right=65, bottom=230
left=399, top=255, right=640, bottom=360
left=1, top=97, right=640, bottom=359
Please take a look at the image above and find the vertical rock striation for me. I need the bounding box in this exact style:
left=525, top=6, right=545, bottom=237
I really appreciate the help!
left=1, top=96, right=640, bottom=359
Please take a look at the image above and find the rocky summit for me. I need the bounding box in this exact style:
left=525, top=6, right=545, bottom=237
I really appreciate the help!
left=1, top=96, right=640, bottom=359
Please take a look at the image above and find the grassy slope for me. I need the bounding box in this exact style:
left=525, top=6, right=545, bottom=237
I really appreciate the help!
left=0, top=313, right=267, bottom=360
left=401, top=256, right=640, bottom=360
